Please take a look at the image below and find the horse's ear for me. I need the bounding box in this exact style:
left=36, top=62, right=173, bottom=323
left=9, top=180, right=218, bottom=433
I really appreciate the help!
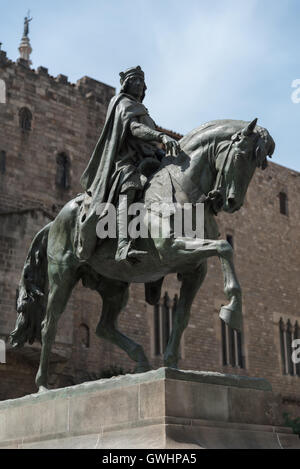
left=242, top=118, right=258, bottom=137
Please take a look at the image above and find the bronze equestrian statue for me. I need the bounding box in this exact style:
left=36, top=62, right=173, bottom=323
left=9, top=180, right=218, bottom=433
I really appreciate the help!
left=9, top=66, right=275, bottom=392
left=77, top=66, right=180, bottom=263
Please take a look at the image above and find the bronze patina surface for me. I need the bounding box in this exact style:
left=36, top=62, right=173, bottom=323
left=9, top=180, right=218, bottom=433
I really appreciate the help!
left=9, top=67, right=275, bottom=391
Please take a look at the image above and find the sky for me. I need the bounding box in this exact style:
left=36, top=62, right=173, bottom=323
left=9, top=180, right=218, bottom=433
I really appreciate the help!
left=1, top=0, right=300, bottom=172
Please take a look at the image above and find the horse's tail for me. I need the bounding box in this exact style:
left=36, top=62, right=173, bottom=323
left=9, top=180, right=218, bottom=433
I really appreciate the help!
left=9, top=222, right=52, bottom=348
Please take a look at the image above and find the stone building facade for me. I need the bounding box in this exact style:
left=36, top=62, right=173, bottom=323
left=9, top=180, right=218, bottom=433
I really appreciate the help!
left=0, top=47, right=299, bottom=418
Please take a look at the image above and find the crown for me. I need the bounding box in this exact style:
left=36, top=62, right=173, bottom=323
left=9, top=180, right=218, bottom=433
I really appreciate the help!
left=119, top=66, right=145, bottom=84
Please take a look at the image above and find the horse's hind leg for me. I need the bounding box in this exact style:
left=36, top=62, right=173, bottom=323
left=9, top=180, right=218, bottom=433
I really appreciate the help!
left=36, top=263, right=78, bottom=391
left=96, top=280, right=151, bottom=373
left=164, top=262, right=207, bottom=368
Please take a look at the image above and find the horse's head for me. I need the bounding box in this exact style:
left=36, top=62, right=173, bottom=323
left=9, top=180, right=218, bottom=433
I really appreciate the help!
left=216, top=118, right=275, bottom=213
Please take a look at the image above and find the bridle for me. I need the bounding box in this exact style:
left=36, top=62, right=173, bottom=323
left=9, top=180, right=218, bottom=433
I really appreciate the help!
left=205, top=139, right=236, bottom=214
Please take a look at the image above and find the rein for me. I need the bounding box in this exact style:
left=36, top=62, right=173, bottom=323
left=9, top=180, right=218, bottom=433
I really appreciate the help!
left=203, top=140, right=234, bottom=214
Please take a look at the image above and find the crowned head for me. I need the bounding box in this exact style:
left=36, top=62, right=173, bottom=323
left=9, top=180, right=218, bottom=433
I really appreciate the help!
left=119, top=66, right=147, bottom=102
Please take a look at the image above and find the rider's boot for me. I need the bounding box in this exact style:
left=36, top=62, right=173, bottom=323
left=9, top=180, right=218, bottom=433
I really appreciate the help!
left=115, top=189, right=147, bottom=264
left=76, top=192, right=98, bottom=261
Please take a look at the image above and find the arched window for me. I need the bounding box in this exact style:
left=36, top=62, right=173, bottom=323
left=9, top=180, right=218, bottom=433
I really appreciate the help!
left=279, top=192, right=288, bottom=216
left=19, top=107, right=32, bottom=131
left=0, top=79, right=6, bottom=104
left=279, top=318, right=300, bottom=377
left=221, top=319, right=244, bottom=368
left=0, top=150, right=6, bottom=174
left=56, top=152, right=70, bottom=189
left=79, top=323, right=90, bottom=348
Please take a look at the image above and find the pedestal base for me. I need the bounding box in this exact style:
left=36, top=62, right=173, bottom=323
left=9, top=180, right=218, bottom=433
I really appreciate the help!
left=0, top=368, right=299, bottom=449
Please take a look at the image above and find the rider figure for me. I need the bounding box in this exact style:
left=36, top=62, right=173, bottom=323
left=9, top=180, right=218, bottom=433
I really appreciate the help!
left=77, top=66, right=180, bottom=263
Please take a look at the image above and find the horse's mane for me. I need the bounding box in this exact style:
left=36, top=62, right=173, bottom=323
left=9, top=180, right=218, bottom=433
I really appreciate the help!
left=179, top=120, right=246, bottom=148
left=179, top=119, right=275, bottom=159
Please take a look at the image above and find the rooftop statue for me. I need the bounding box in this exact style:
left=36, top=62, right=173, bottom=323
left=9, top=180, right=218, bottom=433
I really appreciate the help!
left=23, top=12, right=33, bottom=38
left=9, top=66, right=275, bottom=391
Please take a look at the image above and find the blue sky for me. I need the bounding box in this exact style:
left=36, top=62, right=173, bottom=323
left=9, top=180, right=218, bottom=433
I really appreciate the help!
left=1, top=0, right=300, bottom=171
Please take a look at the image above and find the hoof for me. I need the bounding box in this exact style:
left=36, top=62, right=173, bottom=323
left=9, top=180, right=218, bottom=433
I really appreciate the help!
left=220, top=305, right=243, bottom=332
left=164, top=363, right=178, bottom=370
left=164, top=362, right=178, bottom=369
left=38, top=385, right=48, bottom=393
left=164, top=355, right=179, bottom=369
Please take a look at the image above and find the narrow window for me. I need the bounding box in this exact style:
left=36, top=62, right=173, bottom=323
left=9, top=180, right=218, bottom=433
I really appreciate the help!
left=279, top=318, right=287, bottom=374
left=236, top=330, right=244, bottom=368
left=228, top=326, right=236, bottom=367
left=0, top=150, right=6, bottom=174
left=294, top=322, right=300, bottom=377
left=221, top=319, right=244, bottom=368
left=79, top=323, right=90, bottom=348
left=286, top=320, right=294, bottom=376
left=221, top=319, right=227, bottom=365
left=154, top=293, right=178, bottom=356
left=279, top=318, right=299, bottom=376
left=19, top=107, right=32, bottom=131
left=56, top=152, right=70, bottom=189
left=226, top=234, right=234, bottom=249
left=154, top=303, right=160, bottom=356
left=162, top=292, right=170, bottom=351
left=279, top=192, right=288, bottom=215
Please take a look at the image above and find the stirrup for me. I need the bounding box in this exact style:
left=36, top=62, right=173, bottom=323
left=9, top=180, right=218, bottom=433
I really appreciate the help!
left=115, top=239, right=147, bottom=264
left=115, top=239, right=131, bottom=263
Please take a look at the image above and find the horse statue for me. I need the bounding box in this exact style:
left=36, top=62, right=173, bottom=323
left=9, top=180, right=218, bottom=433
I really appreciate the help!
left=9, top=118, right=275, bottom=391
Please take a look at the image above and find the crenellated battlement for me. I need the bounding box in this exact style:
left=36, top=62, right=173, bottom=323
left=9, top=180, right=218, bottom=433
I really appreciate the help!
left=0, top=49, right=115, bottom=107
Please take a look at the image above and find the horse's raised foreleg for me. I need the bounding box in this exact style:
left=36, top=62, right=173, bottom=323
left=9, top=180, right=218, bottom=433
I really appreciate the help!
left=96, top=280, right=151, bottom=373
left=159, top=235, right=242, bottom=343
left=177, top=238, right=242, bottom=330
left=217, top=241, right=243, bottom=331
left=36, top=263, right=78, bottom=391
left=180, top=239, right=243, bottom=331
left=164, top=262, right=207, bottom=368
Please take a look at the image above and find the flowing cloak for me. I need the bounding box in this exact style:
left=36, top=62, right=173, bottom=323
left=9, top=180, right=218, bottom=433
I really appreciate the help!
left=76, top=92, right=159, bottom=259
left=80, top=92, right=157, bottom=217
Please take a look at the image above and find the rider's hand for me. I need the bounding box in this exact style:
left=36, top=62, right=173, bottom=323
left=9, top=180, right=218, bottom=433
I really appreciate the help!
left=161, top=135, right=181, bottom=157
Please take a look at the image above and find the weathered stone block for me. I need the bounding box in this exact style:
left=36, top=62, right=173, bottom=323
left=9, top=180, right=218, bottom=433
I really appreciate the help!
left=0, top=368, right=299, bottom=449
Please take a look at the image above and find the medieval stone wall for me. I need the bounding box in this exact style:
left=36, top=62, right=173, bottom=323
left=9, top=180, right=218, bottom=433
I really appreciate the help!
left=0, top=50, right=299, bottom=419
left=0, top=50, right=117, bottom=396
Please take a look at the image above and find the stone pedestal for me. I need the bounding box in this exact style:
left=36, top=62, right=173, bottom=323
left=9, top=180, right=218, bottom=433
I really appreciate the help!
left=0, top=368, right=299, bottom=449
